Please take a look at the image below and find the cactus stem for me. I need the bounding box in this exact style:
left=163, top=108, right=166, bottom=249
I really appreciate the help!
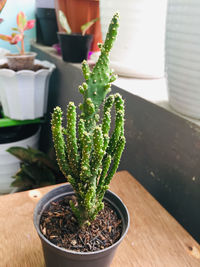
left=51, top=12, right=124, bottom=227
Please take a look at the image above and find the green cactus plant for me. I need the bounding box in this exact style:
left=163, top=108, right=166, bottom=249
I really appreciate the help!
left=51, top=12, right=125, bottom=227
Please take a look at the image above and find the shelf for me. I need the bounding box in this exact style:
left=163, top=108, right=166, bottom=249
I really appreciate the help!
left=0, top=109, right=45, bottom=127
left=114, top=76, right=200, bottom=127
left=0, top=117, right=44, bottom=128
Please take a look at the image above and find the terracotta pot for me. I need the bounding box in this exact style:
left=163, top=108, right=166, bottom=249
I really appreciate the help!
left=34, top=184, right=130, bottom=267
left=5, top=52, right=37, bottom=71
left=55, top=0, right=102, bottom=52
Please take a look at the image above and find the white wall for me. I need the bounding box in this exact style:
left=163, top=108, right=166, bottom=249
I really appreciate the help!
left=0, top=0, right=36, bottom=53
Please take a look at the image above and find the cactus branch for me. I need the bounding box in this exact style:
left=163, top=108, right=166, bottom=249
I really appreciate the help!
left=90, top=125, right=104, bottom=183
left=80, top=131, right=92, bottom=182
left=102, top=94, right=114, bottom=150
left=97, top=154, right=112, bottom=195
left=107, top=93, right=125, bottom=156
left=66, top=102, right=79, bottom=178
left=105, top=136, right=126, bottom=186
left=80, top=12, right=120, bottom=132
left=51, top=107, right=69, bottom=178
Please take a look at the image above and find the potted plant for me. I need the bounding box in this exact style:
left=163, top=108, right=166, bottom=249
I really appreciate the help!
left=7, top=146, right=65, bottom=192
left=36, top=0, right=59, bottom=46
left=0, top=11, right=55, bottom=120
left=55, top=0, right=102, bottom=53
left=57, top=10, right=98, bottom=62
left=0, top=11, right=36, bottom=70
left=34, top=13, right=129, bottom=267
left=0, top=123, right=40, bottom=194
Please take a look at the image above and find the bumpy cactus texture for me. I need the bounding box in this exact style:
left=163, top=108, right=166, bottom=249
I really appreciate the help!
left=51, top=13, right=125, bottom=227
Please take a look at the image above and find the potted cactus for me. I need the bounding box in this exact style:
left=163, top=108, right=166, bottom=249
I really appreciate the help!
left=57, top=10, right=98, bottom=62
left=34, top=13, right=129, bottom=267
left=0, top=11, right=55, bottom=120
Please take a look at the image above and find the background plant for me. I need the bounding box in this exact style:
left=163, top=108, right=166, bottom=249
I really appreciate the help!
left=58, top=10, right=98, bottom=36
left=0, top=11, right=35, bottom=54
left=0, top=0, right=7, bottom=23
left=51, top=13, right=125, bottom=227
left=7, top=147, right=65, bottom=191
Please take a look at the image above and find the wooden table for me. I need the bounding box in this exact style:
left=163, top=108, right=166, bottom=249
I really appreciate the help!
left=0, top=171, right=199, bottom=267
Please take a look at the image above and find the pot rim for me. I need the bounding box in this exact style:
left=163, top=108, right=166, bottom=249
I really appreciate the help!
left=0, top=125, right=41, bottom=147
left=0, top=59, right=56, bottom=74
left=5, top=52, right=37, bottom=58
left=34, top=183, right=130, bottom=256
left=57, top=32, right=93, bottom=37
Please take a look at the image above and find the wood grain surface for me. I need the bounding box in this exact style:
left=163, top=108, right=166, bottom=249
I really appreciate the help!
left=0, top=171, right=199, bottom=267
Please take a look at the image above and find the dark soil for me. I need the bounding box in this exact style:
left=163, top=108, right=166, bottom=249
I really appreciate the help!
left=0, top=63, right=48, bottom=71
left=40, top=196, right=122, bottom=252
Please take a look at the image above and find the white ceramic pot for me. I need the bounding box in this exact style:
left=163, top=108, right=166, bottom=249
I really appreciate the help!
left=0, top=48, right=9, bottom=106
left=166, top=0, right=200, bottom=119
left=100, top=0, right=167, bottom=78
left=0, top=59, right=55, bottom=120
left=0, top=127, right=40, bottom=194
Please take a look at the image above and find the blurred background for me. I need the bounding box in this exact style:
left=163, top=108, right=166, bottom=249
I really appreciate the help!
left=0, top=0, right=36, bottom=53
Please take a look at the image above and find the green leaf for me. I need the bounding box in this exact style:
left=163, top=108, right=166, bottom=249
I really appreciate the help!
left=12, top=27, right=19, bottom=31
left=11, top=170, right=33, bottom=188
left=21, top=164, right=56, bottom=184
left=58, top=10, right=71, bottom=34
left=7, top=146, right=59, bottom=172
left=17, top=11, right=27, bottom=31
left=7, top=147, right=37, bottom=164
left=81, top=17, right=99, bottom=36
left=0, top=34, right=11, bottom=41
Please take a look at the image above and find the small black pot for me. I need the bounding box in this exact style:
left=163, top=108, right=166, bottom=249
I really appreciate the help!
left=34, top=184, right=129, bottom=267
left=0, top=124, right=40, bottom=144
left=36, top=8, right=58, bottom=46
left=57, top=33, right=93, bottom=63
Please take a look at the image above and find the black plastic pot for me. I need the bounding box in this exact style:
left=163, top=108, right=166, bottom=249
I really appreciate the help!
left=57, top=33, right=93, bottom=63
left=0, top=124, right=40, bottom=144
left=34, top=184, right=129, bottom=267
left=36, top=8, right=58, bottom=46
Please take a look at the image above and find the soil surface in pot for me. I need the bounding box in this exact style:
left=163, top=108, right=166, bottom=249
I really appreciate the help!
left=0, top=63, right=48, bottom=72
left=40, top=196, right=122, bottom=252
